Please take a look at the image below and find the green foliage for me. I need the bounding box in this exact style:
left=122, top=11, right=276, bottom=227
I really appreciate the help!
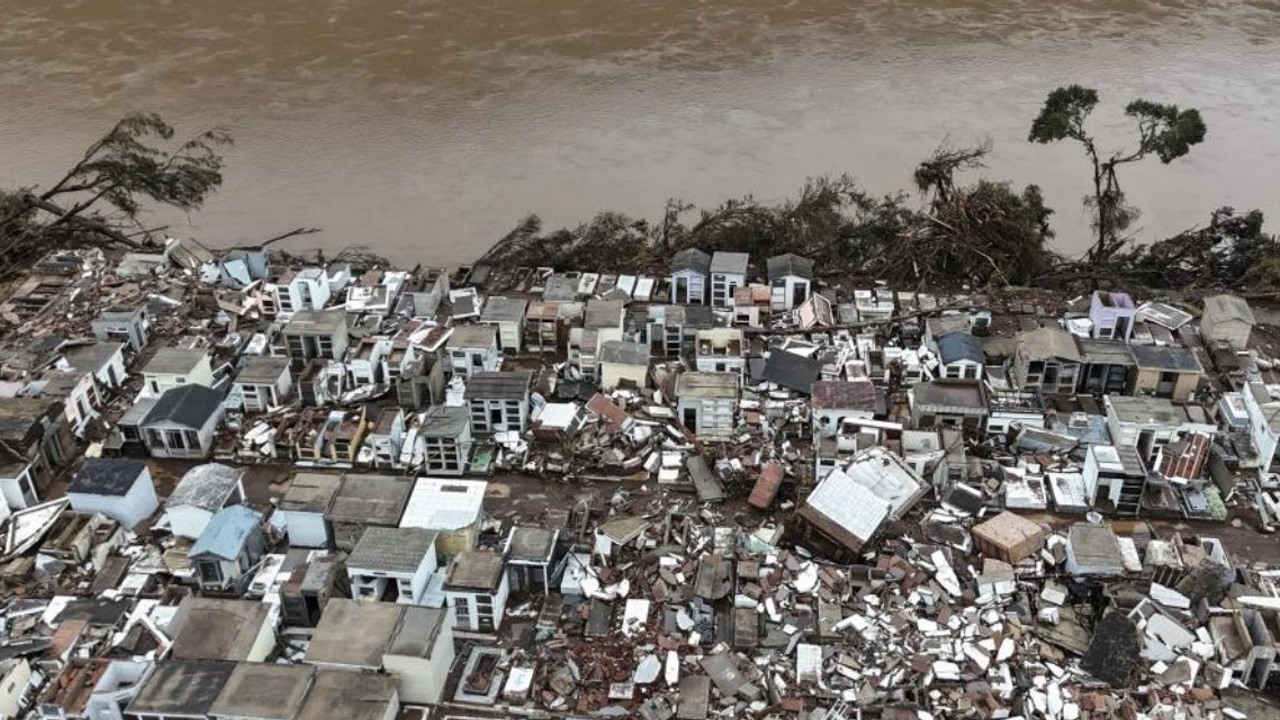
left=482, top=153, right=1058, bottom=289
left=1243, top=254, right=1280, bottom=290
left=678, top=176, right=869, bottom=262
left=978, top=181, right=1054, bottom=250
left=0, top=112, right=232, bottom=278
left=1029, top=86, right=1208, bottom=163
left=912, top=180, right=1055, bottom=286
left=1111, top=207, right=1280, bottom=289
left=0, top=190, right=36, bottom=239
left=46, top=111, right=232, bottom=217
left=894, top=144, right=1056, bottom=286
left=1028, top=84, right=1099, bottom=144
left=1125, top=101, right=1207, bottom=163
left=480, top=177, right=873, bottom=274
left=1028, top=85, right=1207, bottom=264
left=481, top=212, right=654, bottom=273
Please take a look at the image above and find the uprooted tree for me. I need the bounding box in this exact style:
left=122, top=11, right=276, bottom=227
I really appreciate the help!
left=1028, top=84, right=1207, bottom=265
left=478, top=144, right=1057, bottom=288
left=904, top=143, right=1056, bottom=286
left=7, top=100, right=1257, bottom=296
left=1107, top=207, right=1280, bottom=292
left=0, top=112, right=232, bottom=275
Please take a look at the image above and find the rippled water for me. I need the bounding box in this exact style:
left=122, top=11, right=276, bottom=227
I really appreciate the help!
left=2, top=0, right=1278, bottom=265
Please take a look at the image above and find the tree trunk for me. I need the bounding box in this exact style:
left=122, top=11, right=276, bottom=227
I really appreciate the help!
left=1086, top=142, right=1107, bottom=266
left=21, top=193, right=144, bottom=249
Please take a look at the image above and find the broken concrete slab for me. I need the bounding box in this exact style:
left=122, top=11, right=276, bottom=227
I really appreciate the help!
left=677, top=675, right=711, bottom=720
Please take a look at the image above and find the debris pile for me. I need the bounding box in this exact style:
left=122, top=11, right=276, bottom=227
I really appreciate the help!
left=0, top=240, right=1279, bottom=718
left=460, top=489, right=1275, bottom=719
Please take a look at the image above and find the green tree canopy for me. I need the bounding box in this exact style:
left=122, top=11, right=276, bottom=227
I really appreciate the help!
left=1028, top=85, right=1099, bottom=144
left=0, top=112, right=231, bottom=276
left=1028, top=85, right=1206, bottom=265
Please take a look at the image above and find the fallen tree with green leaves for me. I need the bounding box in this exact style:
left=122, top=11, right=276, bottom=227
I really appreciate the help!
left=479, top=144, right=1058, bottom=289
left=3, top=98, right=1277, bottom=299
left=479, top=85, right=1277, bottom=298
left=0, top=112, right=231, bottom=280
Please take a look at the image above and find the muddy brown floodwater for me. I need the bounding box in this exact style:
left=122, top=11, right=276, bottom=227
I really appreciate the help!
left=2, top=0, right=1279, bottom=266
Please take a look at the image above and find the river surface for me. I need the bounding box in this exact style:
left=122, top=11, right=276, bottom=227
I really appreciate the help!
left=2, top=0, right=1278, bottom=266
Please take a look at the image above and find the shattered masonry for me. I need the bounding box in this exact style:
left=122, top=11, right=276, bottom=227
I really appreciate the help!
left=0, top=243, right=1279, bottom=719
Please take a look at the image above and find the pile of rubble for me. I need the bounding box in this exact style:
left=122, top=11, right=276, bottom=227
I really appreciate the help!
left=449, top=490, right=1279, bottom=720
left=3, top=238, right=1280, bottom=719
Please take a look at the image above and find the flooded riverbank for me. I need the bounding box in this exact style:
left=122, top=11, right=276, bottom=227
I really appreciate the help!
left=2, top=0, right=1278, bottom=265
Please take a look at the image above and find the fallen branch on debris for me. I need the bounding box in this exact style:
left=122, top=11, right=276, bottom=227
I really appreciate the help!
left=478, top=148, right=1057, bottom=290
left=233, top=227, right=322, bottom=249
left=0, top=111, right=230, bottom=272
